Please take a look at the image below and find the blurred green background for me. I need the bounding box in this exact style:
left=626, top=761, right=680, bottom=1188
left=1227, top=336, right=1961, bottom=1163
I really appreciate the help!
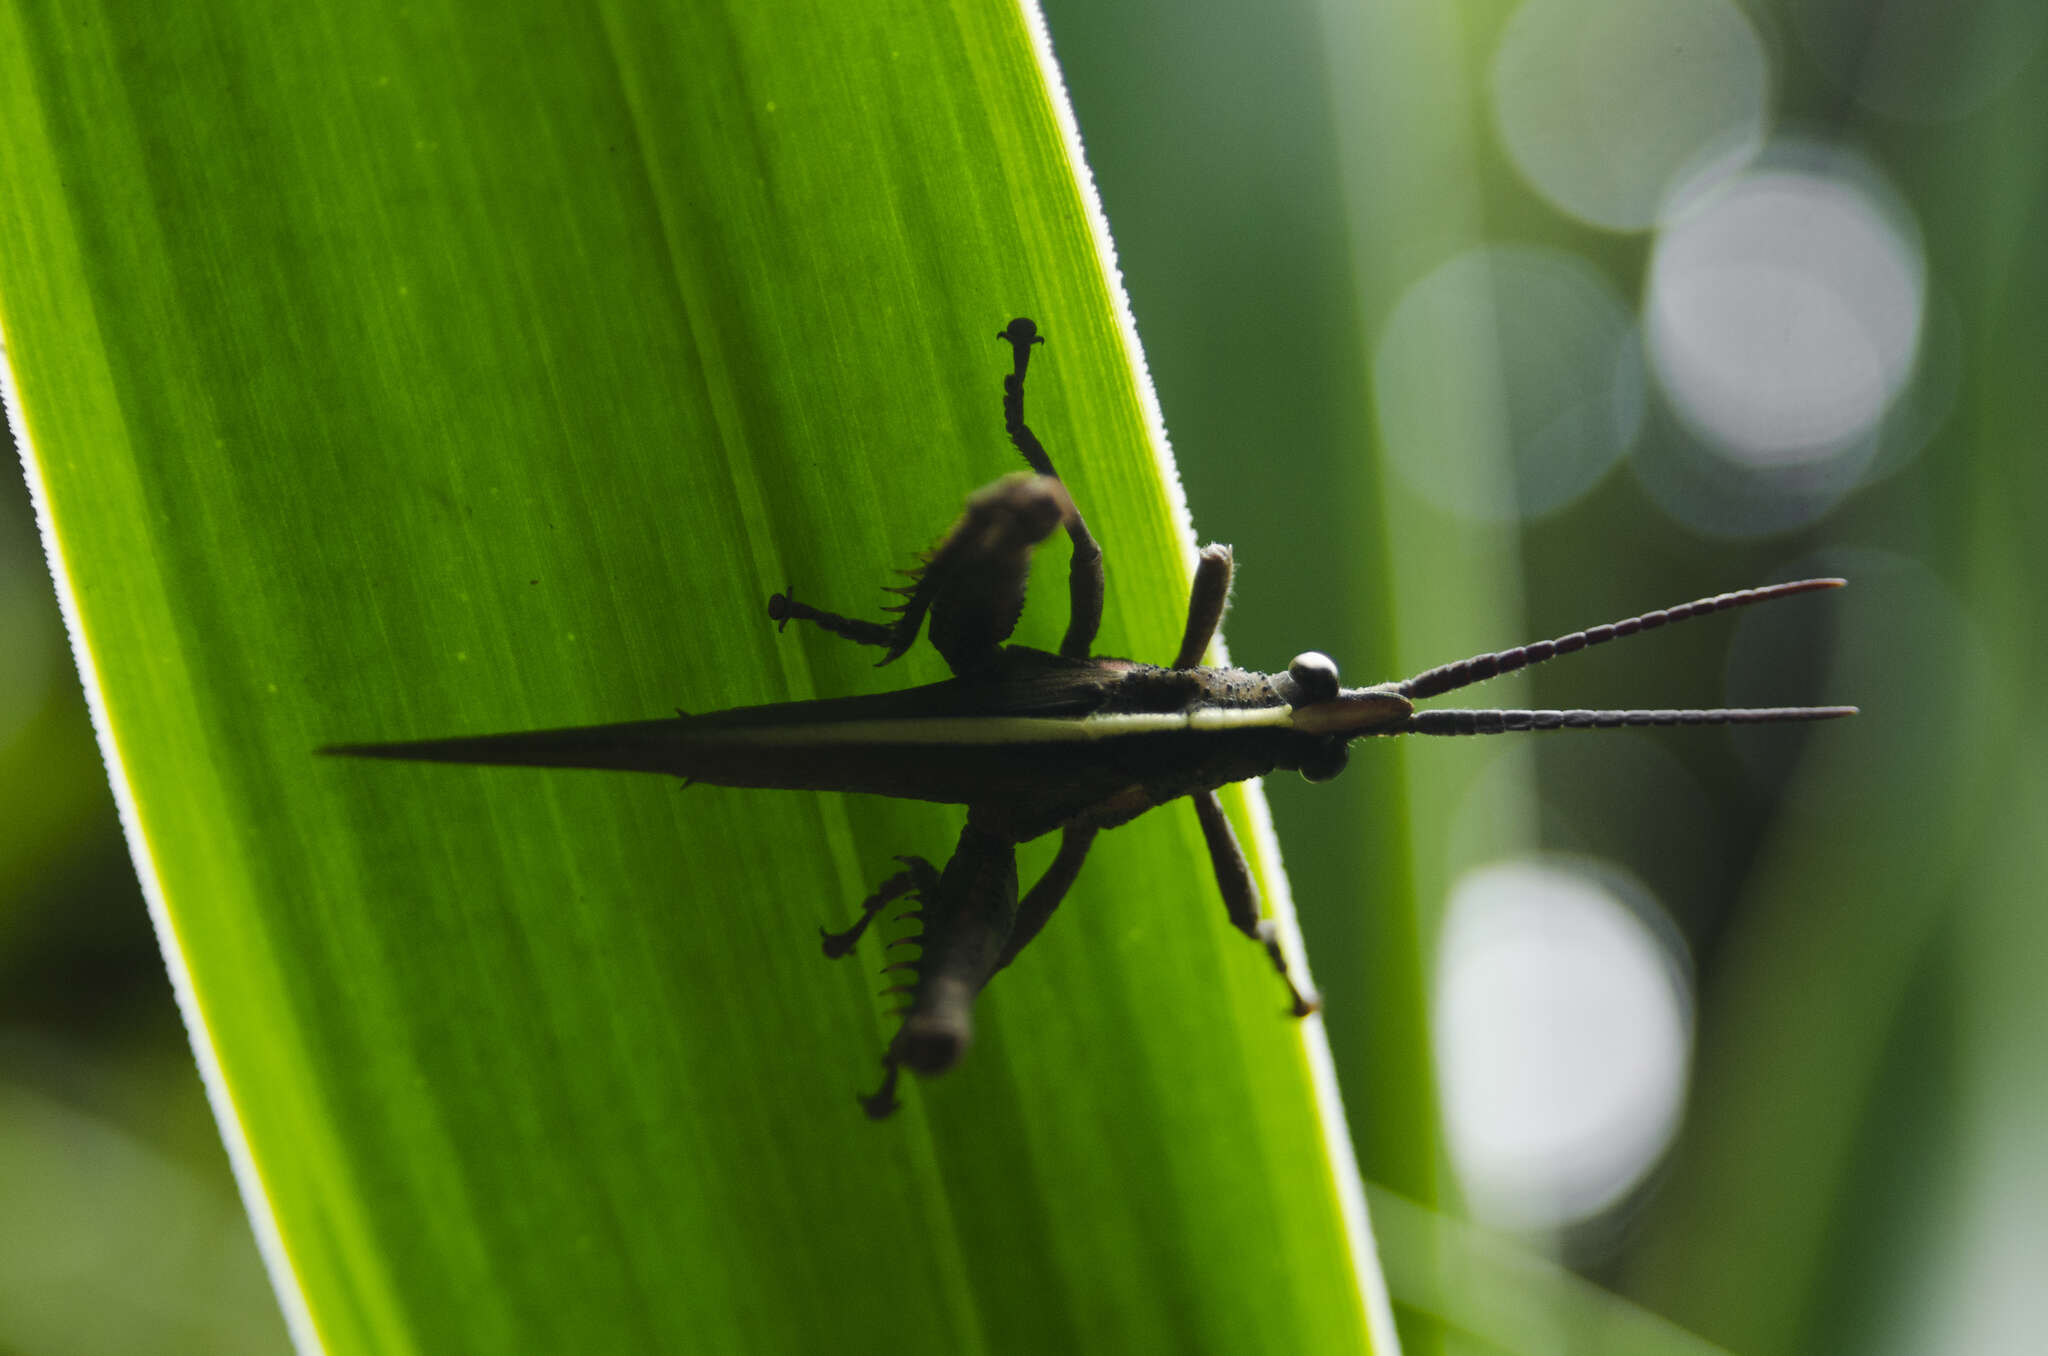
left=5, top=1, right=2043, bottom=1352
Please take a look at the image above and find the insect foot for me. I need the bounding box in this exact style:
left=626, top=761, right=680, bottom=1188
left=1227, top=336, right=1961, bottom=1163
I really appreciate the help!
left=997, top=315, right=1043, bottom=362
left=860, top=985, right=974, bottom=1122
left=1259, top=920, right=1321, bottom=1018
left=860, top=1062, right=903, bottom=1120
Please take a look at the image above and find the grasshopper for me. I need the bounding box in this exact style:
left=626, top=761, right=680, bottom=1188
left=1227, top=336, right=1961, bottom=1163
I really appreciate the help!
left=327, top=318, right=1853, bottom=1118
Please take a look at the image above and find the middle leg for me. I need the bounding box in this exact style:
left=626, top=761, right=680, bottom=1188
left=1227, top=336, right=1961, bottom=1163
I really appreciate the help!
left=991, top=824, right=1099, bottom=974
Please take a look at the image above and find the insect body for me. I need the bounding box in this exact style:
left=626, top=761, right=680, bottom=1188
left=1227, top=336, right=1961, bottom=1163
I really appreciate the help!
left=327, top=319, right=1854, bottom=1117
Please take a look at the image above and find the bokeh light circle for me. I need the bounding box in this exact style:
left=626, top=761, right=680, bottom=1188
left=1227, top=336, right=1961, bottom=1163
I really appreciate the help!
left=1491, top=0, right=1770, bottom=231
left=1434, top=858, right=1692, bottom=1231
left=1374, top=245, right=1644, bottom=522
left=1646, top=145, right=1924, bottom=473
left=1633, top=275, right=1953, bottom=540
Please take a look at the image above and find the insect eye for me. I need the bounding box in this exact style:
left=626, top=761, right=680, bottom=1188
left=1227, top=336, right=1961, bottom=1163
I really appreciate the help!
left=1298, top=739, right=1349, bottom=784
left=1287, top=651, right=1341, bottom=702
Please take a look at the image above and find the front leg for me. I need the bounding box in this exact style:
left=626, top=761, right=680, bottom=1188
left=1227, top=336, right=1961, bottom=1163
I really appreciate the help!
left=1191, top=790, right=1319, bottom=1017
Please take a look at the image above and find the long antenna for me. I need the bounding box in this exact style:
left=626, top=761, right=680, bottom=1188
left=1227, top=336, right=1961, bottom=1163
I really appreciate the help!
left=1397, top=578, right=1845, bottom=701
left=1388, top=578, right=1855, bottom=734
left=1404, top=706, right=1856, bottom=735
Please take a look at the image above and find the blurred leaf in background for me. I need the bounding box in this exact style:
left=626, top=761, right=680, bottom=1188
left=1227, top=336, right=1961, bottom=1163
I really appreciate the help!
left=1043, top=0, right=2048, bottom=1353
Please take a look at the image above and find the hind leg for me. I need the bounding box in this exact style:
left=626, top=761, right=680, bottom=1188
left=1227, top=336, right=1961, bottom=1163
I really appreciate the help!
left=862, top=817, right=1019, bottom=1118
left=771, top=321, right=1102, bottom=676
left=818, top=857, right=941, bottom=960
left=998, top=319, right=1103, bottom=659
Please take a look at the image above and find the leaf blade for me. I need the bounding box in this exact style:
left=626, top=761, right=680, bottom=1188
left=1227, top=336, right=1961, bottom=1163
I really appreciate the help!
left=0, top=2, right=1387, bottom=1350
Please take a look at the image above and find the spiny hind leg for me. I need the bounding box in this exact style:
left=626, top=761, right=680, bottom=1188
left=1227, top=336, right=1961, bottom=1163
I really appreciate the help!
left=1191, top=789, right=1319, bottom=1016
left=998, top=318, right=1103, bottom=659
left=815, top=856, right=941, bottom=1121
left=772, top=322, right=1094, bottom=676
left=768, top=472, right=1070, bottom=675
left=862, top=818, right=1020, bottom=1119
left=916, top=472, right=1072, bottom=674
left=819, top=856, right=941, bottom=959
left=786, top=469, right=1072, bottom=675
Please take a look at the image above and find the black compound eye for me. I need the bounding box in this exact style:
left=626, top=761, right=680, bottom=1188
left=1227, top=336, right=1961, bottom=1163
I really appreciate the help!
left=1298, top=739, right=1349, bottom=784
left=1287, top=651, right=1341, bottom=703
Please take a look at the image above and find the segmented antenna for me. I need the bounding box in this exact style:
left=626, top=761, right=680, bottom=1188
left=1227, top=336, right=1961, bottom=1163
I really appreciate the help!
left=1398, top=578, right=1845, bottom=700
left=1408, top=706, right=1857, bottom=735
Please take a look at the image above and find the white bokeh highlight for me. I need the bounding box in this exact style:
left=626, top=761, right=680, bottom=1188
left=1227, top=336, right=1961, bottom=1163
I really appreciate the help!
left=1647, top=148, right=1925, bottom=468
left=1434, top=859, right=1692, bottom=1232
left=1374, top=245, right=1644, bottom=521
left=1491, top=0, right=1769, bottom=231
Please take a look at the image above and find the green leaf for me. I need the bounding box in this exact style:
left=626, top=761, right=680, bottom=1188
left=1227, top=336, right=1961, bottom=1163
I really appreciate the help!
left=0, top=1, right=1389, bottom=1350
